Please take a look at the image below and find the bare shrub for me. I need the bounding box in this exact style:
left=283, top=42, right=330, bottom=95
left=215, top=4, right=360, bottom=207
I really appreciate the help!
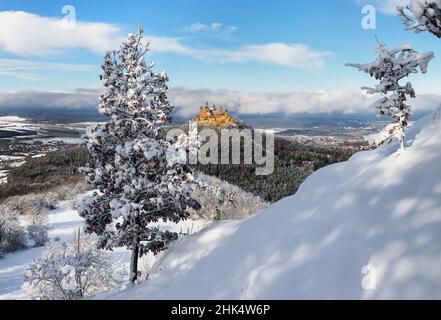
left=23, top=229, right=123, bottom=300
left=27, top=224, right=49, bottom=247
left=43, top=192, right=59, bottom=210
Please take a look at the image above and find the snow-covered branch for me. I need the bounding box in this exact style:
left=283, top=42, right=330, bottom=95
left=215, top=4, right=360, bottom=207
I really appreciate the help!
left=398, top=0, right=441, bottom=38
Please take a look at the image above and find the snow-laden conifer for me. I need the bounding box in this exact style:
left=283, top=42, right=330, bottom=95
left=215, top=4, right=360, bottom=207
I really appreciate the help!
left=78, top=26, right=200, bottom=283
left=398, top=0, right=441, bottom=38
left=347, top=42, right=433, bottom=149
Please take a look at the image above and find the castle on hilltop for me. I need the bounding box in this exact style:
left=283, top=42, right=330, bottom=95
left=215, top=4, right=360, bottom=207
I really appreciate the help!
left=193, top=102, right=237, bottom=127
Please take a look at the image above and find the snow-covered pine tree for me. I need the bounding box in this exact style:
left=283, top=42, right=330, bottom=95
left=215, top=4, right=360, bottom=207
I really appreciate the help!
left=347, top=42, right=433, bottom=150
left=78, top=26, right=200, bottom=283
left=398, top=0, right=441, bottom=38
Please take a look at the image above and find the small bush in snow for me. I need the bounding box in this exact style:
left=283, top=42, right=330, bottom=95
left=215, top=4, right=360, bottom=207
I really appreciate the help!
left=69, top=196, right=80, bottom=210
left=27, top=224, right=49, bottom=247
left=56, top=185, right=76, bottom=201
left=23, top=230, right=121, bottom=300
left=0, top=205, right=26, bottom=253
left=5, top=194, right=48, bottom=225
left=43, top=192, right=59, bottom=210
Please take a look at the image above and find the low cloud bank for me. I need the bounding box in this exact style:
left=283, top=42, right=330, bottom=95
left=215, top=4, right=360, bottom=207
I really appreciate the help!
left=1, top=88, right=440, bottom=119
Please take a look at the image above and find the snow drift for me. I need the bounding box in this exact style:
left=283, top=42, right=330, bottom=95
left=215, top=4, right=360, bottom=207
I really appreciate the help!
left=110, top=111, right=441, bottom=300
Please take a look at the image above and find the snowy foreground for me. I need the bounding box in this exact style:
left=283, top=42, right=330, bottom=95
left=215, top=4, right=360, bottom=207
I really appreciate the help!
left=0, top=197, right=205, bottom=300
left=0, top=203, right=84, bottom=299
left=110, top=112, right=441, bottom=300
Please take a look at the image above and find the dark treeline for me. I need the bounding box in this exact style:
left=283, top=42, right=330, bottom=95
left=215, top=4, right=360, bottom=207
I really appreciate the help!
left=192, top=129, right=356, bottom=203
left=1, top=130, right=356, bottom=203
left=0, top=147, right=88, bottom=200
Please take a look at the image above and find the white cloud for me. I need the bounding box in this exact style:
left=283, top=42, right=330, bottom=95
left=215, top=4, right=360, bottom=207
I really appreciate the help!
left=210, top=22, right=223, bottom=31
left=3, top=88, right=436, bottom=117
left=146, top=36, right=194, bottom=55
left=184, top=22, right=237, bottom=33
left=206, top=43, right=333, bottom=70
left=169, top=88, right=375, bottom=117
left=0, top=11, right=123, bottom=55
left=0, top=11, right=331, bottom=71
left=360, top=0, right=410, bottom=14
left=185, top=23, right=207, bottom=33
left=0, top=11, right=195, bottom=57
left=150, top=42, right=332, bottom=70
left=0, top=58, right=96, bottom=80
left=168, top=87, right=441, bottom=117
left=0, top=89, right=100, bottom=109
left=182, top=24, right=331, bottom=70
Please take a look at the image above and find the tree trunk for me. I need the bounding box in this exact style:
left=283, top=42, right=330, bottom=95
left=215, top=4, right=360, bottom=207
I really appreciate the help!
left=129, top=240, right=139, bottom=283
left=75, top=228, right=84, bottom=299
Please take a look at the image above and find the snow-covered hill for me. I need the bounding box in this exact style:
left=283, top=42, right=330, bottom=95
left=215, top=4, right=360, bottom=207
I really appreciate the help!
left=110, top=111, right=441, bottom=300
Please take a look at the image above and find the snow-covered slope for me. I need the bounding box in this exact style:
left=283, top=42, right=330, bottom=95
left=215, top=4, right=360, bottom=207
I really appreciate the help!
left=0, top=202, right=84, bottom=299
left=111, top=112, right=441, bottom=300
left=0, top=196, right=206, bottom=300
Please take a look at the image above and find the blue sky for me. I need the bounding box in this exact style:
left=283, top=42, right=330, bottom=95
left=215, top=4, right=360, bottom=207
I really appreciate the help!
left=0, top=0, right=441, bottom=115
